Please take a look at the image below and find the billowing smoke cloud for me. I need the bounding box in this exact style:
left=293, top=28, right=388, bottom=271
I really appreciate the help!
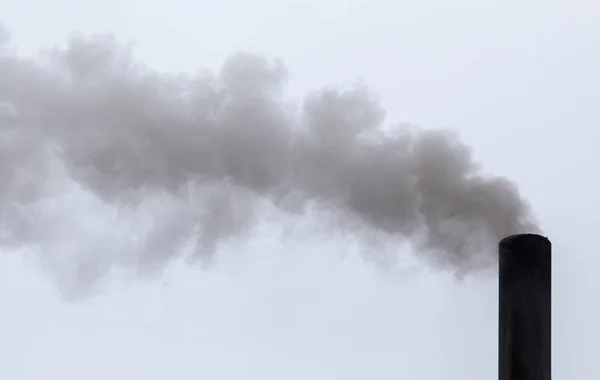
left=0, top=25, right=539, bottom=291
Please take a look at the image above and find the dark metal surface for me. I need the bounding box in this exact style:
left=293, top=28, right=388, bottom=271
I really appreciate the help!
left=499, top=234, right=551, bottom=380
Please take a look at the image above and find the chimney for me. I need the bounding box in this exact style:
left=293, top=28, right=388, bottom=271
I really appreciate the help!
left=499, top=233, right=551, bottom=380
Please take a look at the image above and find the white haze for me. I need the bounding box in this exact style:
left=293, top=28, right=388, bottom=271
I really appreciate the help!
left=1, top=0, right=599, bottom=379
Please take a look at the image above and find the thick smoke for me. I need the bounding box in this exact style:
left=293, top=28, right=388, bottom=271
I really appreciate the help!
left=0, top=26, right=539, bottom=289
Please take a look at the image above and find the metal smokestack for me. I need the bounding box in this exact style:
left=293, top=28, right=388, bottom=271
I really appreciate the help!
left=499, top=234, right=551, bottom=380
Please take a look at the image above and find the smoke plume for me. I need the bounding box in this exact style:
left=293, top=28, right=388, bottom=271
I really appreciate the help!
left=0, top=25, right=539, bottom=291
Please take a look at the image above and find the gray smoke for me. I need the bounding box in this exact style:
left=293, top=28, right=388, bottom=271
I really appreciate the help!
left=0, top=26, right=539, bottom=290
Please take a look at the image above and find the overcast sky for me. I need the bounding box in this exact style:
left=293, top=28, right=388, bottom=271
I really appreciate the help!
left=1, top=0, right=599, bottom=379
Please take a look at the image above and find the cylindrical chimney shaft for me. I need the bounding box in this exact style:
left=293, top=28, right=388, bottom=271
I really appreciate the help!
left=499, top=234, right=551, bottom=380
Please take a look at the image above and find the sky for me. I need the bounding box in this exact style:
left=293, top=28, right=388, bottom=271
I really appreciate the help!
left=0, top=0, right=599, bottom=379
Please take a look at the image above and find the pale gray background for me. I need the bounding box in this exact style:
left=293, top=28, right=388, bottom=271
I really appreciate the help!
left=0, top=0, right=598, bottom=379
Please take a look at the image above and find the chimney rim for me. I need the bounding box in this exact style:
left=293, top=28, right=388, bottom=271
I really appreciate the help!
left=499, top=233, right=550, bottom=247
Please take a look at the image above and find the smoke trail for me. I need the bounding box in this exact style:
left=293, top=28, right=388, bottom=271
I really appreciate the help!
left=0, top=25, right=539, bottom=290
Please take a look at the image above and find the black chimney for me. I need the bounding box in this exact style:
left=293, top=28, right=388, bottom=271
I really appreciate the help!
left=499, top=233, right=551, bottom=380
